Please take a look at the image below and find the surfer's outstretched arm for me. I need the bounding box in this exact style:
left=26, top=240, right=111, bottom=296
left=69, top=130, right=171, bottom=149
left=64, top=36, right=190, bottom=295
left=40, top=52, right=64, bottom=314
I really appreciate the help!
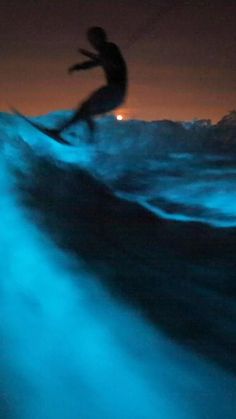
left=78, top=48, right=100, bottom=61
left=68, top=60, right=100, bottom=73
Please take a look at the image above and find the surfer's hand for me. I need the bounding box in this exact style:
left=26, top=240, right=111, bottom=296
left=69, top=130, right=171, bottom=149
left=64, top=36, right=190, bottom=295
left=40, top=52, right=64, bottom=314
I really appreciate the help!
left=78, top=48, right=90, bottom=56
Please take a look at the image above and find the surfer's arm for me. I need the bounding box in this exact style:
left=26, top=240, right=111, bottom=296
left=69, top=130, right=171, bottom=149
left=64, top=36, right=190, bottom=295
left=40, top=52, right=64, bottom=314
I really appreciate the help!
left=78, top=48, right=100, bottom=61
left=68, top=60, right=100, bottom=73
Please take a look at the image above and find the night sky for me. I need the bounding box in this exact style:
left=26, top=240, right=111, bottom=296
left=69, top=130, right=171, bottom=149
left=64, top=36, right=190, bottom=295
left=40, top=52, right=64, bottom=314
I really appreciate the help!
left=0, top=0, right=235, bottom=121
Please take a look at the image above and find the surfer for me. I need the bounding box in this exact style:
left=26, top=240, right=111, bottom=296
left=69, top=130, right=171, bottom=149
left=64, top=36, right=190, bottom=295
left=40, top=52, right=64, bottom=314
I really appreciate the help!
left=55, top=26, right=128, bottom=136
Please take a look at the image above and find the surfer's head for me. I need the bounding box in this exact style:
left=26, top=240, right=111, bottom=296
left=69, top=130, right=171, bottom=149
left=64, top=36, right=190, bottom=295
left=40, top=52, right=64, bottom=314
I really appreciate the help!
left=87, top=26, right=107, bottom=50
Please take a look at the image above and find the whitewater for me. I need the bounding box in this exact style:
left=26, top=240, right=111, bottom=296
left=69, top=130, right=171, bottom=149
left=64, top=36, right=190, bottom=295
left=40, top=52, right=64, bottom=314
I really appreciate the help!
left=0, top=110, right=235, bottom=418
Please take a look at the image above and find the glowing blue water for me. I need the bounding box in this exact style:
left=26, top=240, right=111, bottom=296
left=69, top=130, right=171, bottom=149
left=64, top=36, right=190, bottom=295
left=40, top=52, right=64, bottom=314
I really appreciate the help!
left=0, top=111, right=236, bottom=418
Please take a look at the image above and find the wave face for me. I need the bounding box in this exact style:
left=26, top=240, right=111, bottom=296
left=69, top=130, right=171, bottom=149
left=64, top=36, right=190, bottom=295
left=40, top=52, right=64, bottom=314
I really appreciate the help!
left=0, top=110, right=236, bottom=418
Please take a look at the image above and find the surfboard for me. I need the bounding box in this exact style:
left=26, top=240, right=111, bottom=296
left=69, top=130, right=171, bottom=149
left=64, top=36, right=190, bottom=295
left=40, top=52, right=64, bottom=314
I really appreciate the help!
left=11, top=108, right=71, bottom=145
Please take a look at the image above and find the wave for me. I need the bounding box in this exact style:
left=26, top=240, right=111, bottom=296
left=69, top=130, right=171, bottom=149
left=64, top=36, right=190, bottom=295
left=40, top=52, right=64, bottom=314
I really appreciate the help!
left=0, top=110, right=235, bottom=418
left=3, top=109, right=236, bottom=227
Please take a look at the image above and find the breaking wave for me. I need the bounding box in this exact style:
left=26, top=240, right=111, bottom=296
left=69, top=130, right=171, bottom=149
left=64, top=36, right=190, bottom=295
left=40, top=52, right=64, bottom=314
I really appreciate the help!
left=0, top=110, right=235, bottom=418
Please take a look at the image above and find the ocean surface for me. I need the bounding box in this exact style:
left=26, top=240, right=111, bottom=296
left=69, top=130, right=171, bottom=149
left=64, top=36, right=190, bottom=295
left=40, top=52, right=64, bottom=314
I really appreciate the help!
left=0, top=110, right=235, bottom=418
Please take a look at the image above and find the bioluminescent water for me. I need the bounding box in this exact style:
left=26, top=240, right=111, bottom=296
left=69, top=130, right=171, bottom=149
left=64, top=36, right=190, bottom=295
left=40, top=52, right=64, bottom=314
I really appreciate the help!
left=0, top=110, right=235, bottom=418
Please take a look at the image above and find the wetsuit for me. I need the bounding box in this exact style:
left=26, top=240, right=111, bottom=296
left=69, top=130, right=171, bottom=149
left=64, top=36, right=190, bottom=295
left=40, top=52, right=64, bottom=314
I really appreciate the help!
left=59, top=42, right=127, bottom=133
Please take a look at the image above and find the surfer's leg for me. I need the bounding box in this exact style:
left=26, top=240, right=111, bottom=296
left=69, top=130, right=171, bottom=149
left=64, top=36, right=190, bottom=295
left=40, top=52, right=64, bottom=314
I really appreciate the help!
left=56, top=101, right=93, bottom=134
left=57, top=104, right=95, bottom=136
left=84, top=85, right=125, bottom=115
left=42, top=107, right=89, bottom=139
left=59, top=85, right=124, bottom=133
left=85, top=116, right=96, bottom=133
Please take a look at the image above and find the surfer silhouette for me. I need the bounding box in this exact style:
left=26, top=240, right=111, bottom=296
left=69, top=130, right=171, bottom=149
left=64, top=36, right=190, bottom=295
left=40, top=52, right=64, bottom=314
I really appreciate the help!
left=55, top=26, right=127, bottom=137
